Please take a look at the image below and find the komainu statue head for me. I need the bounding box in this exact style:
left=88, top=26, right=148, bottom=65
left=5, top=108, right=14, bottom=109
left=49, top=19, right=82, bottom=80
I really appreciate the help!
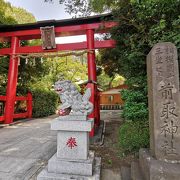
left=54, top=80, right=93, bottom=116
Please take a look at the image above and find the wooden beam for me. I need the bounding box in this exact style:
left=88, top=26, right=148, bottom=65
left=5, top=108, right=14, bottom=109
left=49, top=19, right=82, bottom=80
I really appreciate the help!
left=0, top=22, right=117, bottom=41
left=0, top=40, right=116, bottom=55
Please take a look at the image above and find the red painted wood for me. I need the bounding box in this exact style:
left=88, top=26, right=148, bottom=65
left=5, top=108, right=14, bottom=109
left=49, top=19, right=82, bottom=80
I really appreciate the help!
left=0, top=40, right=116, bottom=55
left=17, top=43, right=86, bottom=53
left=15, top=93, right=32, bottom=119
left=0, top=94, right=33, bottom=121
left=95, top=40, right=116, bottom=49
left=86, top=30, right=96, bottom=136
left=86, top=29, right=100, bottom=132
left=87, top=83, right=95, bottom=137
left=0, top=48, right=10, bottom=55
left=0, top=22, right=117, bottom=40
left=13, top=112, right=28, bottom=119
left=86, top=29, right=96, bottom=81
left=1, top=96, right=31, bottom=101
left=15, top=96, right=27, bottom=101
left=4, top=37, right=19, bottom=124
left=0, top=96, right=6, bottom=101
left=0, top=116, right=5, bottom=121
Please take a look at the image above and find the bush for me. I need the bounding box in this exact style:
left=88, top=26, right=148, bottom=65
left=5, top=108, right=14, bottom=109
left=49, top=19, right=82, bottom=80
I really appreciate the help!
left=119, top=120, right=149, bottom=154
left=122, top=102, right=148, bottom=121
left=31, top=88, right=59, bottom=118
left=121, top=89, right=148, bottom=121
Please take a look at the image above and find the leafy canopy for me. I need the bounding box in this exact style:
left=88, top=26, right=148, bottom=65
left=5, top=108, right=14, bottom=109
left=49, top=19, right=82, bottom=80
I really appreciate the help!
left=44, top=0, right=117, bottom=16
left=0, top=0, right=36, bottom=95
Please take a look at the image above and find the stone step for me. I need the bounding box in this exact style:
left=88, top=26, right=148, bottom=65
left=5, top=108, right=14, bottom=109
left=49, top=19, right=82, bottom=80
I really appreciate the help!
left=37, top=157, right=101, bottom=180
left=131, top=162, right=144, bottom=180
left=101, top=169, right=121, bottom=180
left=121, top=166, right=131, bottom=180
left=48, top=151, right=95, bottom=176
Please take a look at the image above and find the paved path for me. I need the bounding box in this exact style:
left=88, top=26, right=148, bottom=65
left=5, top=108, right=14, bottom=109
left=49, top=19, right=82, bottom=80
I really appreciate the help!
left=100, top=110, right=122, bottom=122
left=0, top=111, right=123, bottom=180
left=0, top=116, right=57, bottom=180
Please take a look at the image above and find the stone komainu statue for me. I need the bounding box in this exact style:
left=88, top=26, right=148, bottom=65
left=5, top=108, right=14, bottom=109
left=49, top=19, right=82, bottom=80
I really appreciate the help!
left=54, top=80, right=93, bottom=116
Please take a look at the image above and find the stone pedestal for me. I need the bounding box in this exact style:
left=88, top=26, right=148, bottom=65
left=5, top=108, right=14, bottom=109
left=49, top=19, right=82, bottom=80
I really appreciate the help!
left=37, top=116, right=101, bottom=180
left=132, top=148, right=180, bottom=180
left=131, top=43, right=180, bottom=180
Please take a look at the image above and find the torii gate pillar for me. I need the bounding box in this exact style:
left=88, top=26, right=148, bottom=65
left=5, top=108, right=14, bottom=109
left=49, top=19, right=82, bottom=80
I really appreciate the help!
left=4, top=36, right=19, bottom=124
left=86, top=29, right=96, bottom=81
left=86, top=29, right=100, bottom=135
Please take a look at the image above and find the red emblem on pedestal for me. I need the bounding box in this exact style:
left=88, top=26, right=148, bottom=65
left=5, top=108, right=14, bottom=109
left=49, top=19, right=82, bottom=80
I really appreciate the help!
left=66, top=137, right=77, bottom=149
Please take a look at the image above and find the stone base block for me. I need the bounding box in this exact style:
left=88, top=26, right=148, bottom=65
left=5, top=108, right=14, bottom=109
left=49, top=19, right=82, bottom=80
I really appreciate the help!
left=57, top=131, right=89, bottom=160
left=131, top=162, right=144, bottom=180
left=51, top=118, right=94, bottom=132
left=121, top=166, right=131, bottom=180
left=48, top=151, right=95, bottom=176
left=132, top=148, right=180, bottom=180
left=53, top=115, right=88, bottom=121
left=37, top=157, right=101, bottom=180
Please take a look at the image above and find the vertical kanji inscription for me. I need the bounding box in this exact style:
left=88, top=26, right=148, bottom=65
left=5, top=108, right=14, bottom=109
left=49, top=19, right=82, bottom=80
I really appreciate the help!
left=147, top=42, right=180, bottom=162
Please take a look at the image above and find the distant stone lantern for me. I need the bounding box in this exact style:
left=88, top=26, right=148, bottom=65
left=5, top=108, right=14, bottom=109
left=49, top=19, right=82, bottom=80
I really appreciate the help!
left=40, top=26, right=56, bottom=50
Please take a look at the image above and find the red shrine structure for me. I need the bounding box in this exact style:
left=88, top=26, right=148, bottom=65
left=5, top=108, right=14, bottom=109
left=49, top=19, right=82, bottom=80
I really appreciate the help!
left=0, top=14, right=116, bottom=135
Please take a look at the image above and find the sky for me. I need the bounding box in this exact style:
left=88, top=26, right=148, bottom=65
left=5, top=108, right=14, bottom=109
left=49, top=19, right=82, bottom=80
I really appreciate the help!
left=6, top=0, right=71, bottom=21
left=5, top=0, right=86, bottom=43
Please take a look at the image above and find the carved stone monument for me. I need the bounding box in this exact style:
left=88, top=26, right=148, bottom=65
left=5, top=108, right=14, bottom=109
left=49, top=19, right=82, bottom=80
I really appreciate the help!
left=37, top=80, right=101, bottom=180
left=131, top=42, right=180, bottom=180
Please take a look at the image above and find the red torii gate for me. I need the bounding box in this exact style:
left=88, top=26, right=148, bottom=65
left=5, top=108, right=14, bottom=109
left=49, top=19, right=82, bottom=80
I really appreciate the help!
left=0, top=13, right=116, bottom=134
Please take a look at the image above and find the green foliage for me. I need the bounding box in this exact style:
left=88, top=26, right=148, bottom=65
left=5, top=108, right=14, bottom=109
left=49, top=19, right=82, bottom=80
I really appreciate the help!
left=5, top=6, right=36, bottom=24
left=0, top=57, right=9, bottom=95
left=97, top=70, right=111, bottom=90
left=45, top=0, right=117, bottom=16
left=0, top=0, right=16, bottom=24
left=119, top=120, right=149, bottom=154
left=97, top=48, right=121, bottom=77
left=17, top=57, right=48, bottom=95
left=0, top=0, right=35, bottom=25
left=45, top=0, right=92, bottom=16
left=31, top=88, right=59, bottom=118
left=98, top=0, right=179, bottom=122
left=97, top=70, right=125, bottom=90
left=0, top=0, right=37, bottom=95
left=110, top=0, right=180, bottom=79
left=0, top=0, right=36, bottom=24
left=121, top=90, right=148, bottom=121
left=91, top=0, right=118, bottom=13
left=111, top=75, right=125, bottom=87
left=122, top=102, right=148, bottom=121
left=31, top=56, right=88, bottom=91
